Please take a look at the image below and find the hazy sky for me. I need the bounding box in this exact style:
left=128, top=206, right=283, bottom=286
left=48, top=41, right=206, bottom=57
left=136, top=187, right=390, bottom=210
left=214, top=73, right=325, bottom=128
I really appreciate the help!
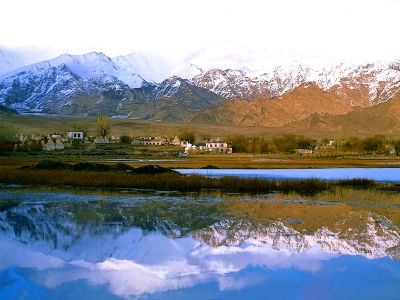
left=1, top=0, right=399, bottom=67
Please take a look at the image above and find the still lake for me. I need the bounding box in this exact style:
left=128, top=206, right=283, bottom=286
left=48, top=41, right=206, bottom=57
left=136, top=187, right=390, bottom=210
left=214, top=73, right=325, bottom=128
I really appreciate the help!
left=176, top=167, right=400, bottom=182
left=0, top=183, right=400, bottom=299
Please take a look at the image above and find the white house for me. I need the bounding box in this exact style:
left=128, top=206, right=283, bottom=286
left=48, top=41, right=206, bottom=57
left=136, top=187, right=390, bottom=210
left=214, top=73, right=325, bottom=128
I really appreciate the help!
left=67, top=131, right=84, bottom=140
left=171, top=136, right=181, bottom=145
left=140, top=137, right=167, bottom=146
left=49, top=133, right=63, bottom=139
left=180, top=140, right=190, bottom=147
left=184, top=143, right=199, bottom=154
left=295, top=148, right=313, bottom=154
left=203, top=141, right=233, bottom=154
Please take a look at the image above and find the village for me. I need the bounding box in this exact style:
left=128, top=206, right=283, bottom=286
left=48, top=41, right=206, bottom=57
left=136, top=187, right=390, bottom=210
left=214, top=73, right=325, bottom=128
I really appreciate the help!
left=11, top=129, right=399, bottom=157
left=4, top=115, right=399, bottom=157
left=14, top=130, right=234, bottom=155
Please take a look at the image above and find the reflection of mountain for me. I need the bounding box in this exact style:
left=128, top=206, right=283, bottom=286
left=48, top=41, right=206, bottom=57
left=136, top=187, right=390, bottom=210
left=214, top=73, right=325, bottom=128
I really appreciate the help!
left=0, top=190, right=399, bottom=260
left=1, top=188, right=400, bottom=298
left=193, top=218, right=400, bottom=259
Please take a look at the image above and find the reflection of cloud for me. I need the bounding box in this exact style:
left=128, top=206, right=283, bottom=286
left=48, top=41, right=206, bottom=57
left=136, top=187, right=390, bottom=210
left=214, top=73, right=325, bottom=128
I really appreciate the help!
left=0, top=230, right=338, bottom=299
left=218, top=273, right=266, bottom=291
left=194, top=244, right=335, bottom=275
left=0, top=240, right=64, bottom=271
left=35, top=258, right=207, bottom=298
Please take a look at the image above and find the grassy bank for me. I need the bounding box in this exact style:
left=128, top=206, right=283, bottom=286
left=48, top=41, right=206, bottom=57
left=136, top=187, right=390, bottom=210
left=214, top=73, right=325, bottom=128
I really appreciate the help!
left=3, top=153, right=400, bottom=170
left=0, top=166, right=332, bottom=194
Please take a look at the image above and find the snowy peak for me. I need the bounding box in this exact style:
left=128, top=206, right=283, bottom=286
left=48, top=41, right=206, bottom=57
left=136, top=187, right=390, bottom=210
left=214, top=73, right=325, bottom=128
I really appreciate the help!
left=0, top=64, right=82, bottom=112
left=1, top=51, right=150, bottom=89
left=329, top=61, right=400, bottom=106
left=191, top=68, right=261, bottom=99
left=1, top=48, right=400, bottom=120
left=191, top=61, right=400, bottom=106
left=191, top=64, right=323, bottom=100
left=46, top=51, right=149, bottom=88
left=155, top=76, right=186, bottom=97
left=50, top=51, right=116, bottom=78
left=112, top=53, right=203, bottom=84
left=170, top=63, right=203, bottom=80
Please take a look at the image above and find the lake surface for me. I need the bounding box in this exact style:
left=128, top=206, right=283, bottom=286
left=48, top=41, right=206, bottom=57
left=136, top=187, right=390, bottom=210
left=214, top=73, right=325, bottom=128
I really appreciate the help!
left=176, top=167, right=400, bottom=182
left=0, top=185, right=400, bottom=299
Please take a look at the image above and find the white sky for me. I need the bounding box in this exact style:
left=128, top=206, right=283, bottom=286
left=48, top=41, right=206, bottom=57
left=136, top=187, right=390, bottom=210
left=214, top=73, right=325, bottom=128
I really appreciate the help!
left=1, top=0, right=400, bottom=67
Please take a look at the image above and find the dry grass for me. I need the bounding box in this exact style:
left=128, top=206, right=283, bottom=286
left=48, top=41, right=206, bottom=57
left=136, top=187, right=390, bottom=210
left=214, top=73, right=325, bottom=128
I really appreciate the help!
left=0, top=166, right=330, bottom=194
left=5, top=113, right=400, bottom=139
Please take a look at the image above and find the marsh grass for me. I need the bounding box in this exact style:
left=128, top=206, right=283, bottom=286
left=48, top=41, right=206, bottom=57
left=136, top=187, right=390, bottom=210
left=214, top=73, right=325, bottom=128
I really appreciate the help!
left=0, top=166, right=396, bottom=195
left=336, top=178, right=376, bottom=189
left=0, top=166, right=330, bottom=194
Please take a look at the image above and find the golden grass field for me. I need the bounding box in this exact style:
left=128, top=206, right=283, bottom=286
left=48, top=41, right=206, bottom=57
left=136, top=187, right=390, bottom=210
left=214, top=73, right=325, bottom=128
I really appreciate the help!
left=1, top=114, right=284, bottom=138
left=4, top=113, right=400, bottom=139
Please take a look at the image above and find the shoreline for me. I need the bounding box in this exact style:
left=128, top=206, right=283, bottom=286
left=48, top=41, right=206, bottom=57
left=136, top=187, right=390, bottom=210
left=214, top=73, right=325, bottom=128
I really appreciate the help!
left=3, top=155, right=400, bottom=170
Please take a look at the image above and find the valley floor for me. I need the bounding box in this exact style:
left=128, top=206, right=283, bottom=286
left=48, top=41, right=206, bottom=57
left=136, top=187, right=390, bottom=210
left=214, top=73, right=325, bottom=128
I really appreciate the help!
left=4, top=113, right=400, bottom=138
left=2, top=114, right=400, bottom=169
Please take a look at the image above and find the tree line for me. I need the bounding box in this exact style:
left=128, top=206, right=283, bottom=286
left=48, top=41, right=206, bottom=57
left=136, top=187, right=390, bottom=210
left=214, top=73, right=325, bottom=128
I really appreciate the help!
left=227, top=134, right=400, bottom=155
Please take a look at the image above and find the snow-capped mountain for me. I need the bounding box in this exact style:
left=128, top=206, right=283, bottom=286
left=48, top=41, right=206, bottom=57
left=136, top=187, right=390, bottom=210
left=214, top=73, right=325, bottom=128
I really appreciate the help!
left=191, top=69, right=261, bottom=99
left=0, top=51, right=204, bottom=91
left=192, top=61, right=400, bottom=107
left=0, top=56, right=139, bottom=113
left=328, top=61, right=400, bottom=106
left=1, top=48, right=400, bottom=123
left=0, top=51, right=213, bottom=117
left=0, top=55, right=224, bottom=118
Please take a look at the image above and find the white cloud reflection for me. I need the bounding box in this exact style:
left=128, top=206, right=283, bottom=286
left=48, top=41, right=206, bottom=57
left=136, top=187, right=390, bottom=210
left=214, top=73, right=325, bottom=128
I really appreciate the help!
left=0, top=229, right=336, bottom=299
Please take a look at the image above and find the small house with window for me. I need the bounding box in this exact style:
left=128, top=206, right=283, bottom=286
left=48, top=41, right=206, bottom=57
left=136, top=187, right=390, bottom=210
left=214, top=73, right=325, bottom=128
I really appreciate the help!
left=67, top=131, right=84, bottom=140
left=49, top=133, right=63, bottom=139
left=202, top=140, right=233, bottom=154
left=140, top=136, right=167, bottom=146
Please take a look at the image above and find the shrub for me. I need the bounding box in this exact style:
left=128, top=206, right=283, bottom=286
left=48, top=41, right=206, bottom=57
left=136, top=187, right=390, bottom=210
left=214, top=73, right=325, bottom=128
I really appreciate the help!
left=179, top=132, right=196, bottom=144
left=0, top=124, right=19, bottom=151
left=362, top=135, right=385, bottom=154
left=120, top=135, right=132, bottom=144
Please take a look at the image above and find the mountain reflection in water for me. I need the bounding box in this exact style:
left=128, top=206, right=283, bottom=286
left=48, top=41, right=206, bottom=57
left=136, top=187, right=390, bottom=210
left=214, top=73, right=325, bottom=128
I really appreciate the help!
left=0, top=186, right=400, bottom=300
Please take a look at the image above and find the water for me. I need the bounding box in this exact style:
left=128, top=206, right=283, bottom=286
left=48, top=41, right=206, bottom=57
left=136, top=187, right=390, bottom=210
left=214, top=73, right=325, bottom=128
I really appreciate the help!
left=0, top=186, right=400, bottom=299
left=176, top=167, right=400, bottom=182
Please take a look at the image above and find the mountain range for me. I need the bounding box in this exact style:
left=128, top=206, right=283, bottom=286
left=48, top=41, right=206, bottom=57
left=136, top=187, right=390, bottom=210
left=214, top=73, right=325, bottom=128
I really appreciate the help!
left=1, top=48, right=400, bottom=131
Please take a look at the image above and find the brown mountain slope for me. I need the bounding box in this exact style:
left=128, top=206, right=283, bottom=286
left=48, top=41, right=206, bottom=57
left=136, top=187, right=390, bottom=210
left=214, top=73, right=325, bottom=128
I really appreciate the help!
left=192, top=83, right=354, bottom=127
left=285, top=92, right=400, bottom=135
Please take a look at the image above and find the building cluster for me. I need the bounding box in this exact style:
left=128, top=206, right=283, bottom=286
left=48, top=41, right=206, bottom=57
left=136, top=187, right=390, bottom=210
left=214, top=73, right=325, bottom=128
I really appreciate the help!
left=13, top=131, right=89, bottom=152
left=139, top=136, right=168, bottom=146
left=140, top=136, right=232, bottom=154
left=43, top=131, right=86, bottom=150
left=293, top=140, right=337, bottom=155
left=137, top=136, right=233, bottom=154
left=36, top=131, right=234, bottom=154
